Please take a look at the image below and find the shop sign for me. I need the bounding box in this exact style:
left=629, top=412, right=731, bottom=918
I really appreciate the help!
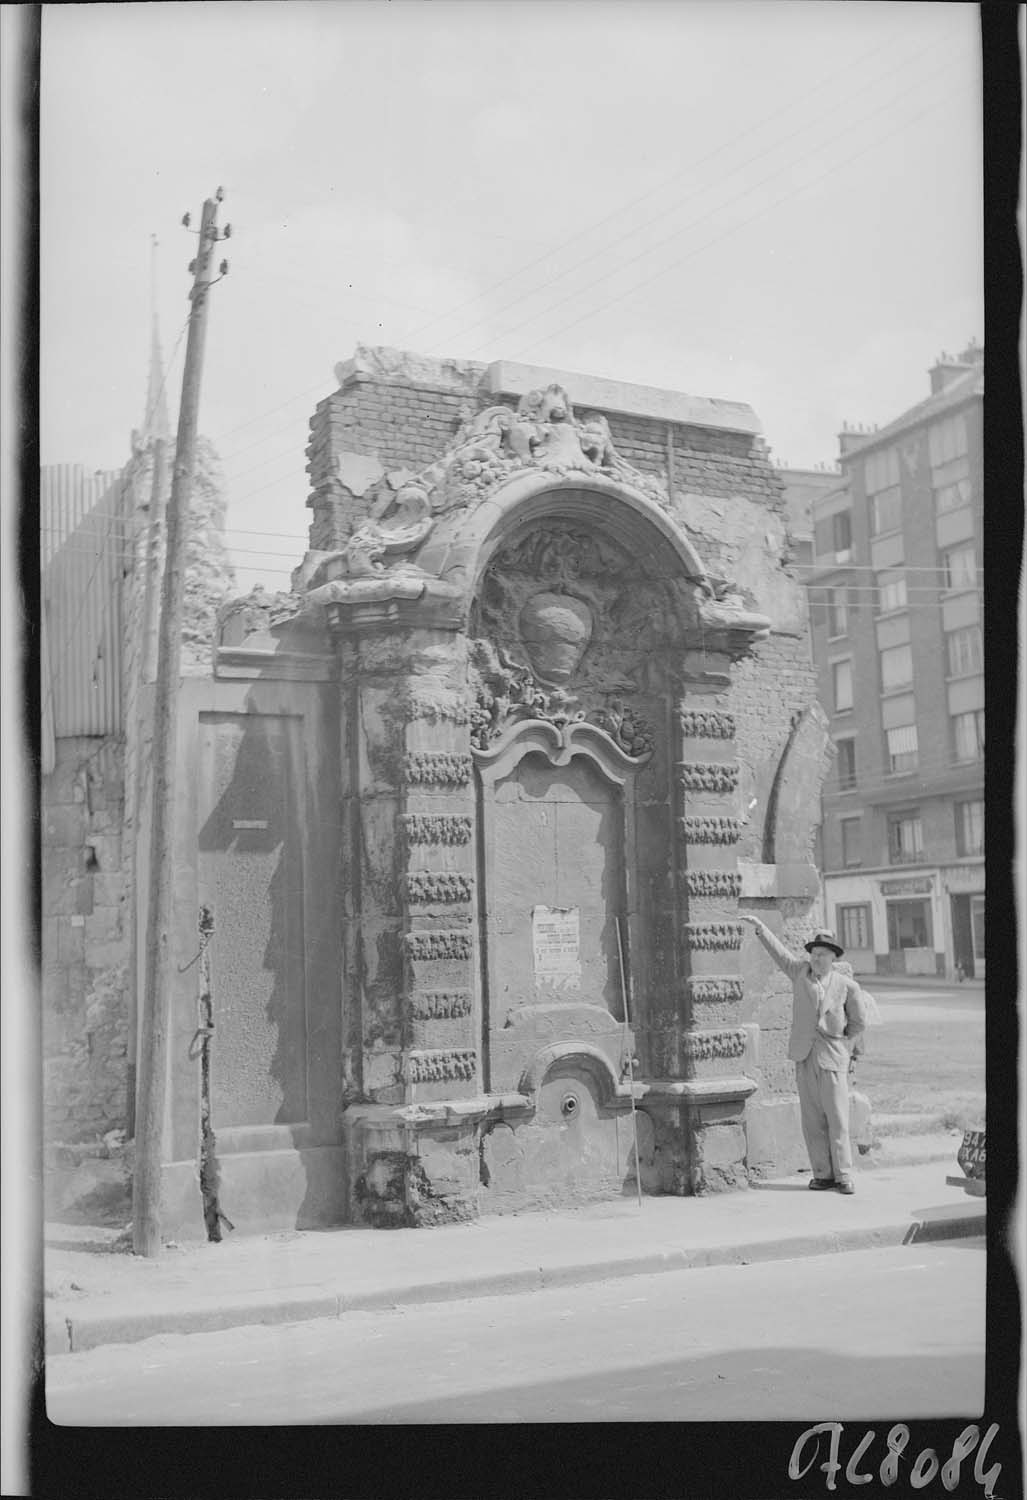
left=879, top=877, right=933, bottom=896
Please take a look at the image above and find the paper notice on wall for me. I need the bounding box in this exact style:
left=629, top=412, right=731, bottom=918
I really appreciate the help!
left=532, top=905, right=581, bottom=989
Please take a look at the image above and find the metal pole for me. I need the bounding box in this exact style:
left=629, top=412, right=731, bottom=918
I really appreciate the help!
left=616, top=916, right=643, bottom=1210
left=132, top=194, right=223, bottom=1256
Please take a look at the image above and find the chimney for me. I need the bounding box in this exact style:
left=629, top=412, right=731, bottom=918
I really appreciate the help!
left=928, top=346, right=975, bottom=395
left=837, top=420, right=870, bottom=458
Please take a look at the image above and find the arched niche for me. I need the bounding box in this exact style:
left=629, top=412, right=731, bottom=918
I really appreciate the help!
left=462, top=482, right=702, bottom=1096
left=474, top=720, right=644, bottom=1096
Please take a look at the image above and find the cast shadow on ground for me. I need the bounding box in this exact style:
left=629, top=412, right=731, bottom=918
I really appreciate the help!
left=332, top=1343, right=986, bottom=1425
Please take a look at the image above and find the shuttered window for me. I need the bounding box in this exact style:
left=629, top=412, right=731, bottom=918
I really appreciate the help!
left=886, top=724, right=918, bottom=773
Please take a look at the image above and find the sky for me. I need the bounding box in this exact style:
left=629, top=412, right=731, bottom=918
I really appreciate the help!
left=39, top=1, right=982, bottom=595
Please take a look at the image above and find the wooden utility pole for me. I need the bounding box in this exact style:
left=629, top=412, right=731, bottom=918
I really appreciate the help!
left=133, top=192, right=228, bottom=1257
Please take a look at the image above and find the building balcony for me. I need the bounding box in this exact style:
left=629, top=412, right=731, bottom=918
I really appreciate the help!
left=839, top=762, right=983, bottom=807
left=888, top=849, right=925, bottom=867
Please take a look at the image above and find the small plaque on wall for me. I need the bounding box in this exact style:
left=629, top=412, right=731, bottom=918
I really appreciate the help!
left=532, top=905, right=581, bottom=989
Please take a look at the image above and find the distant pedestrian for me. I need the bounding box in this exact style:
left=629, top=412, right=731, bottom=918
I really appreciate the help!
left=739, top=917, right=866, bottom=1193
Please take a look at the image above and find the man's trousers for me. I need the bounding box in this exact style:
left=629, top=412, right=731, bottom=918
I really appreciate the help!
left=795, top=1052, right=853, bottom=1180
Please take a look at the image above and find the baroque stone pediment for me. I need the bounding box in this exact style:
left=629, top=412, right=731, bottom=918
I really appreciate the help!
left=218, top=378, right=772, bottom=660
left=302, top=383, right=672, bottom=594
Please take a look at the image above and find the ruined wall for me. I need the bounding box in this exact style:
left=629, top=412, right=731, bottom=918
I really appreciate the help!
left=42, top=739, right=130, bottom=1152
left=42, top=436, right=235, bottom=1218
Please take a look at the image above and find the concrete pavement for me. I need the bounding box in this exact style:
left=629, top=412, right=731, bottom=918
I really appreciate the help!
left=44, top=1150, right=984, bottom=1358
left=46, top=1240, right=986, bottom=1426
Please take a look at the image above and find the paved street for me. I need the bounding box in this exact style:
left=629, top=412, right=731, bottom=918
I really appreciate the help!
left=867, top=984, right=984, bottom=1025
left=47, top=1238, right=985, bottom=1426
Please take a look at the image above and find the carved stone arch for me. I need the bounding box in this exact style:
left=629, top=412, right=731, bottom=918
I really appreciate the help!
left=415, top=471, right=710, bottom=612
left=518, top=1041, right=624, bottom=1101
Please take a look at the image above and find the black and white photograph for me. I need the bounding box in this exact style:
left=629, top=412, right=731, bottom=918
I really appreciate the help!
left=2, top=1, right=1022, bottom=1495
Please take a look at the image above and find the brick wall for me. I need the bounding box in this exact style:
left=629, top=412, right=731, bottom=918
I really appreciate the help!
left=42, top=737, right=130, bottom=1145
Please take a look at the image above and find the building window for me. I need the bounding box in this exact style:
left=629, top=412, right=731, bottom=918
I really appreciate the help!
left=946, top=624, right=983, bottom=677
left=888, top=812, right=923, bottom=865
left=832, top=659, right=853, bottom=713
left=930, top=413, right=971, bottom=513
left=930, top=412, right=969, bottom=464
left=865, top=448, right=900, bottom=492
left=887, top=899, right=933, bottom=950
left=868, top=487, right=902, bottom=536
left=886, top=724, right=918, bottom=774
left=840, top=816, right=862, bottom=868
left=970, top=895, right=985, bottom=960
left=837, top=904, right=871, bottom=951
left=955, top=798, right=984, bottom=857
left=877, top=570, right=908, bottom=613
left=827, top=586, right=849, bottom=638
left=880, top=643, right=913, bottom=691
left=832, top=511, right=852, bottom=558
left=836, top=737, right=857, bottom=791
left=866, top=448, right=901, bottom=535
left=942, top=543, right=977, bottom=591
left=952, top=709, right=985, bottom=762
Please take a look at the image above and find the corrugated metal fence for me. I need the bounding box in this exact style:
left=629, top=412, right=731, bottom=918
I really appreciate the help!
left=41, top=465, right=130, bottom=767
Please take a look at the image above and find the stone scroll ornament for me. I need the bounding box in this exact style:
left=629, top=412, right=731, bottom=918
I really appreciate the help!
left=468, top=636, right=654, bottom=759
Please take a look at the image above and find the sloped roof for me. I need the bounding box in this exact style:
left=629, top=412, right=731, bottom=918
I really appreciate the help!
left=841, top=361, right=983, bottom=462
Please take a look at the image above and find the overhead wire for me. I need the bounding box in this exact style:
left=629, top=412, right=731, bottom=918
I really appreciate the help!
left=499, top=76, right=963, bottom=362
left=391, top=28, right=931, bottom=351
left=209, top=32, right=963, bottom=468
left=427, top=42, right=958, bottom=355
left=217, top=94, right=966, bottom=517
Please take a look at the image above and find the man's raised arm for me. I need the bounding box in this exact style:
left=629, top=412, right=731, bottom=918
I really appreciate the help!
left=737, top=913, right=806, bottom=979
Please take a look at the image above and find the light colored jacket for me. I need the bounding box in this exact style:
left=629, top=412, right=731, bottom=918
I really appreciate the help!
left=753, top=925, right=866, bottom=1070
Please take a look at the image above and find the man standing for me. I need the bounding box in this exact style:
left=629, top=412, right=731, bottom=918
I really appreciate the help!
left=739, top=916, right=866, bottom=1193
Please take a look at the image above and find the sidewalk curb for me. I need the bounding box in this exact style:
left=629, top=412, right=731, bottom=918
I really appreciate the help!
left=44, top=1206, right=984, bottom=1358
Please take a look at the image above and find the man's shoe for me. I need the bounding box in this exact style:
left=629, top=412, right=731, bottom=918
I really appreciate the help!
left=808, top=1177, right=836, bottom=1190
left=836, top=1178, right=855, bottom=1195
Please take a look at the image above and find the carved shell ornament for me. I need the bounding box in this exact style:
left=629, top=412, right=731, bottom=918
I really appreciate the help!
left=518, top=591, right=593, bottom=684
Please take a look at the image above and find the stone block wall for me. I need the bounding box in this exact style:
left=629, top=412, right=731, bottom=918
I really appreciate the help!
left=42, top=737, right=130, bottom=1148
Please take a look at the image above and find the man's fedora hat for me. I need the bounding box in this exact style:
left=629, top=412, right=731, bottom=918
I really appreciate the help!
left=804, top=929, right=844, bottom=957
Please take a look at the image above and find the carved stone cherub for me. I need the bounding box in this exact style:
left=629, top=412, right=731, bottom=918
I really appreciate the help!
left=520, top=384, right=588, bottom=468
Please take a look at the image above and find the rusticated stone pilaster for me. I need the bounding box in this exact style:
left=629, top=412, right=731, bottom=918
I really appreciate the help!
left=406, top=1049, right=477, bottom=1084
left=410, top=990, right=473, bottom=1020
left=405, top=930, right=473, bottom=962
left=685, top=870, right=742, bottom=899
left=679, top=761, right=739, bottom=794
left=678, top=708, right=736, bottom=739
left=403, top=751, right=473, bottom=787
left=402, top=813, right=473, bottom=846
left=687, top=976, right=744, bottom=1004
left=405, top=871, right=474, bottom=905
left=683, top=922, right=743, bottom=951
left=683, top=1028, right=747, bottom=1062
left=680, top=816, right=742, bottom=845
left=401, top=691, right=472, bottom=726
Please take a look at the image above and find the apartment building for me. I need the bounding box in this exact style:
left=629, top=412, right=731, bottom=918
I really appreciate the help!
left=809, top=342, right=984, bottom=978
